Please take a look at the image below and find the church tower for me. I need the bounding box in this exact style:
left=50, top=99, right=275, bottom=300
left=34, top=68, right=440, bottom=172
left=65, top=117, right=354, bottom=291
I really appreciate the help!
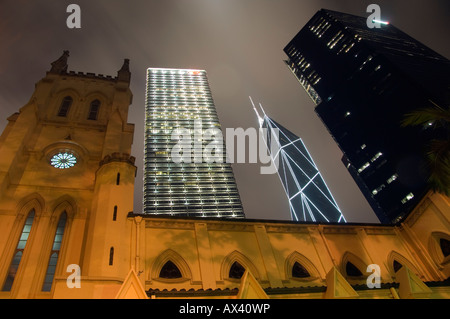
left=0, top=51, right=136, bottom=298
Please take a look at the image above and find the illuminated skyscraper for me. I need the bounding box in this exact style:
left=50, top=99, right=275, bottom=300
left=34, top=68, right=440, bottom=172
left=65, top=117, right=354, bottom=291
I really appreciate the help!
left=284, top=9, right=450, bottom=224
left=252, top=100, right=345, bottom=223
left=144, top=68, right=244, bottom=218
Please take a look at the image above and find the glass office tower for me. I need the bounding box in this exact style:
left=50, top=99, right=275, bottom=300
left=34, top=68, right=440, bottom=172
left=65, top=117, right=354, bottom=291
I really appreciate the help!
left=144, top=68, right=245, bottom=218
left=253, top=101, right=345, bottom=222
left=284, top=9, right=450, bottom=224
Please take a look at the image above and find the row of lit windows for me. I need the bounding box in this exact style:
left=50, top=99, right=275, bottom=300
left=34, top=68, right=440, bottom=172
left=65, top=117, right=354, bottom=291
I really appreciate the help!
left=144, top=161, right=232, bottom=167
left=357, top=151, right=384, bottom=173
left=309, top=16, right=331, bottom=38
left=149, top=180, right=236, bottom=186
left=146, top=181, right=238, bottom=187
left=147, top=197, right=241, bottom=204
left=149, top=190, right=240, bottom=196
left=148, top=82, right=209, bottom=88
left=144, top=209, right=243, bottom=218
left=147, top=113, right=218, bottom=118
left=147, top=105, right=215, bottom=110
left=147, top=170, right=234, bottom=176
left=147, top=96, right=213, bottom=101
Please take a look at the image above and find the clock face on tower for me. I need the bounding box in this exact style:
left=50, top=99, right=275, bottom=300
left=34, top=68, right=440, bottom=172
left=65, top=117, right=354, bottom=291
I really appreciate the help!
left=50, top=152, right=77, bottom=169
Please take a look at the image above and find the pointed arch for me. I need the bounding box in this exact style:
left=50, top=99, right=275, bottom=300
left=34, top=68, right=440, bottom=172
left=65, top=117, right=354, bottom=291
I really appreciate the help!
left=54, top=88, right=82, bottom=102
left=387, top=251, right=422, bottom=278
left=429, top=232, right=450, bottom=266
left=84, top=90, right=111, bottom=106
left=150, top=249, right=192, bottom=283
left=341, top=251, right=368, bottom=280
left=285, top=251, right=320, bottom=281
left=221, top=250, right=260, bottom=282
left=50, top=195, right=78, bottom=219
left=16, top=193, right=45, bottom=218
left=53, top=89, right=80, bottom=119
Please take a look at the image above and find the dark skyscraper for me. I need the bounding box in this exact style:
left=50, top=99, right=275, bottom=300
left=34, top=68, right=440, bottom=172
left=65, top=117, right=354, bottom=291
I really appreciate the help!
left=284, top=9, right=450, bottom=224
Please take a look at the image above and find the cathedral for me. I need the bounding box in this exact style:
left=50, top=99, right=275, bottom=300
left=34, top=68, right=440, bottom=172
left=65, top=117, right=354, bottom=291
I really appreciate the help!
left=0, top=52, right=449, bottom=299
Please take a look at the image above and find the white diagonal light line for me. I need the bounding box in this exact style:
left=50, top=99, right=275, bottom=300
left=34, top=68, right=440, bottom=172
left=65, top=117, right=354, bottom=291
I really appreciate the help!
left=272, top=137, right=303, bottom=161
left=281, top=157, right=290, bottom=198
left=290, top=140, right=318, bottom=170
left=267, top=118, right=318, bottom=169
left=308, top=173, right=342, bottom=212
left=283, top=150, right=317, bottom=182
left=282, top=151, right=302, bottom=194
left=289, top=199, right=299, bottom=221
left=300, top=194, right=306, bottom=221
left=303, top=193, right=330, bottom=223
left=302, top=194, right=316, bottom=222
left=289, top=172, right=320, bottom=201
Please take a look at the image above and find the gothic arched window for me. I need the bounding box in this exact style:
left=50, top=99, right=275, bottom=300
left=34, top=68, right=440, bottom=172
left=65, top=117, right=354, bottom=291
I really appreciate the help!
left=346, top=261, right=363, bottom=277
left=42, top=212, right=67, bottom=291
left=440, top=238, right=450, bottom=258
left=229, top=261, right=246, bottom=279
left=58, top=96, right=73, bottom=117
left=159, top=261, right=182, bottom=279
left=2, top=210, right=35, bottom=291
left=87, top=99, right=100, bottom=120
left=292, top=262, right=310, bottom=278
left=393, top=260, right=403, bottom=273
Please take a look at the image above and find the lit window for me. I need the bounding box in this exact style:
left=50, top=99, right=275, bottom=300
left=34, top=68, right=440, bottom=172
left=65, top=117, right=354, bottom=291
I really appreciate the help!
left=401, top=193, right=414, bottom=204
left=358, top=162, right=370, bottom=173
left=370, top=152, right=383, bottom=162
left=361, top=144, right=367, bottom=150
left=50, top=152, right=77, bottom=169
left=372, top=184, right=385, bottom=195
left=387, top=174, right=398, bottom=184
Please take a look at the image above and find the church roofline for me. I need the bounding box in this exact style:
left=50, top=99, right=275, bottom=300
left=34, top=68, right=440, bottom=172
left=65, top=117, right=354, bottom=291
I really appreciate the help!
left=126, top=212, right=392, bottom=228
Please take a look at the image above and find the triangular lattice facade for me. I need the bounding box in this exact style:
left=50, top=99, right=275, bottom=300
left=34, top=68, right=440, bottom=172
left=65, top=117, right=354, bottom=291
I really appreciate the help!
left=251, top=99, right=346, bottom=223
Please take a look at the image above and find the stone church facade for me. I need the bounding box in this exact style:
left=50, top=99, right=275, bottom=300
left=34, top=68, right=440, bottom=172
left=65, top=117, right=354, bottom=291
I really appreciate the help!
left=0, top=52, right=449, bottom=299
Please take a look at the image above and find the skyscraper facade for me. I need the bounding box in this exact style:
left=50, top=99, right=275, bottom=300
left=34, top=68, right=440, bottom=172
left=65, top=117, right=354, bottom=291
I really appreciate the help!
left=144, top=68, right=245, bottom=218
left=252, top=101, right=345, bottom=223
left=284, top=9, right=450, bottom=224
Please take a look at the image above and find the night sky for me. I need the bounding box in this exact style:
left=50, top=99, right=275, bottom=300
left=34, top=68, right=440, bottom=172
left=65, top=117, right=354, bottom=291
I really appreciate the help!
left=1, top=0, right=449, bottom=223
